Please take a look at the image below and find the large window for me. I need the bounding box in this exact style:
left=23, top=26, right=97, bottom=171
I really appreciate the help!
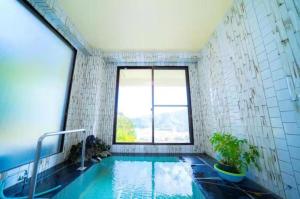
left=113, top=67, right=193, bottom=144
left=0, top=0, right=75, bottom=172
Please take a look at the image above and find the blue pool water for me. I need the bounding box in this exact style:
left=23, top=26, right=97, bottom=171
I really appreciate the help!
left=53, top=156, right=205, bottom=199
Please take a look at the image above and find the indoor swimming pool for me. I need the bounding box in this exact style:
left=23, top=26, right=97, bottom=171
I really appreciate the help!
left=1, top=0, right=299, bottom=198
left=53, top=156, right=205, bottom=199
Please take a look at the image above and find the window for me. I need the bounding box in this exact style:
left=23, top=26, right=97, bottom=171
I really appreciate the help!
left=0, top=0, right=75, bottom=172
left=113, top=67, right=193, bottom=144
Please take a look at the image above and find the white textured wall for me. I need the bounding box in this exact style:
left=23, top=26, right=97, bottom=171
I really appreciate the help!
left=66, top=51, right=105, bottom=137
left=96, top=56, right=203, bottom=154
left=63, top=51, right=205, bottom=155
left=197, top=0, right=300, bottom=198
left=69, top=51, right=201, bottom=154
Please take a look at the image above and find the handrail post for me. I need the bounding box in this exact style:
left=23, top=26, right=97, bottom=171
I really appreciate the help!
left=78, top=130, right=87, bottom=171
left=28, top=129, right=86, bottom=199
left=28, top=139, right=43, bottom=199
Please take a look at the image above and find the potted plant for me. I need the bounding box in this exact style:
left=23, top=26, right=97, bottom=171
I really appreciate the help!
left=210, top=132, right=260, bottom=182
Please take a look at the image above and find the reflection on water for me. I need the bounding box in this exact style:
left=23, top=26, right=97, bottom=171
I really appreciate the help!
left=54, top=156, right=205, bottom=199
left=112, top=158, right=203, bottom=198
left=113, top=161, right=152, bottom=198
left=154, top=163, right=193, bottom=197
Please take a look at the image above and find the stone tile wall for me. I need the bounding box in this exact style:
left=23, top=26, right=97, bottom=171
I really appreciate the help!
left=196, top=0, right=300, bottom=198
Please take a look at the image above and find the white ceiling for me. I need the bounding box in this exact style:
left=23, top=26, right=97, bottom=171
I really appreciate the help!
left=58, top=0, right=232, bottom=52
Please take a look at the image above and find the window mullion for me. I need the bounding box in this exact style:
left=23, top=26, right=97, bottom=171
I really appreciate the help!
left=151, top=66, right=154, bottom=144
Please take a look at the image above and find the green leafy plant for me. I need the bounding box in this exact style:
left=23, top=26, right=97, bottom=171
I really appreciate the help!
left=210, top=132, right=260, bottom=173
left=116, top=114, right=137, bottom=142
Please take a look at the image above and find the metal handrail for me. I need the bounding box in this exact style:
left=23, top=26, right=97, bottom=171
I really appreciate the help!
left=28, top=129, right=86, bottom=199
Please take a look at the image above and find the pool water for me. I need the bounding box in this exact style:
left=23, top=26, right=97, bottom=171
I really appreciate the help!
left=53, top=156, right=205, bottom=199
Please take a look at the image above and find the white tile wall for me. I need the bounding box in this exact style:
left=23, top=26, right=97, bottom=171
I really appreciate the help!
left=196, top=0, right=300, bottom=198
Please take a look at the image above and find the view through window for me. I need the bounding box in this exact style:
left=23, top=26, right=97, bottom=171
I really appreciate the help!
left=114, top=67, right=193, bottom=144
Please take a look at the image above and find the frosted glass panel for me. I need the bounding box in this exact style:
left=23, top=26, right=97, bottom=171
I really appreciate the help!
left=0, top=0, right=74, bottom=172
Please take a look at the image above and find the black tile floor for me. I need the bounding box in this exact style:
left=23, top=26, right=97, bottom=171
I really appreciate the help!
left=4, top=154, right=281, bottom=199
left=180, top=155, right=281, bottom=199
left=4, top=161, right=94, bottom=198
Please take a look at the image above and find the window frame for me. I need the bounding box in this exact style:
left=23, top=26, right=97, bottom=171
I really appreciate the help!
left=113, top=66, right=194, bottom=145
